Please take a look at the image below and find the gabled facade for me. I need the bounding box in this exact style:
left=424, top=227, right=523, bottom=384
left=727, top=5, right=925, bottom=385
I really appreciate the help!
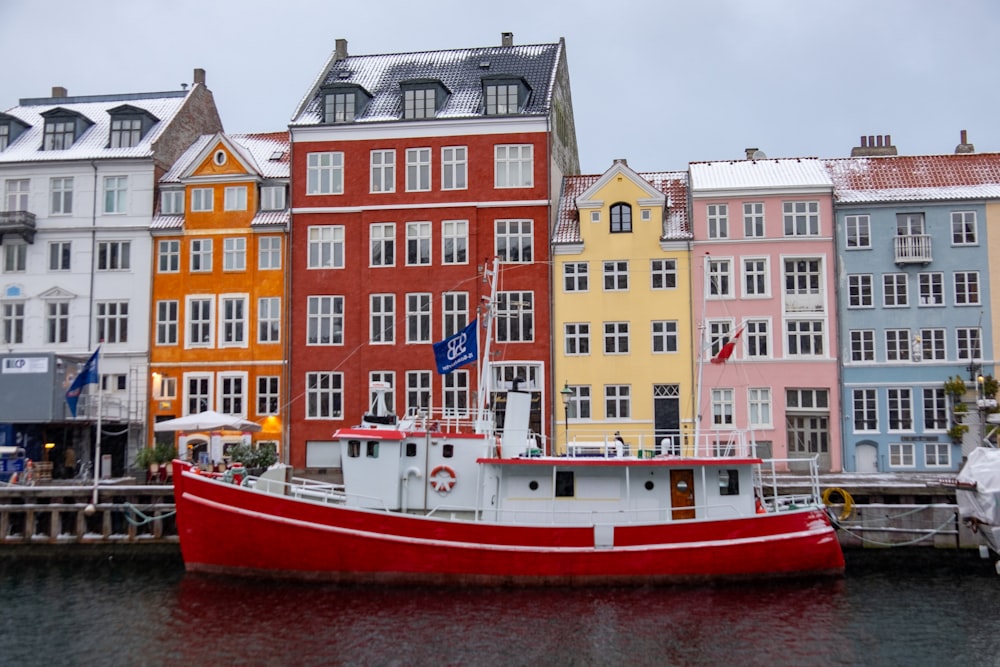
left=287, top=34, right=579, bottom=469
left=689, top=158, right=841, bottom=472
left=0, top=72, right=221, bottom=475
left=150, top=131, right=289, bottom=465
left=826, top=153, right=1000, bottom=472
left=552, top=160, right=691, bottom=453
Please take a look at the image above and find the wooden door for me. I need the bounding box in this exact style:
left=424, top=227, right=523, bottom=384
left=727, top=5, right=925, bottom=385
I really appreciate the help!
left=670, top=469, right=695, bottom=520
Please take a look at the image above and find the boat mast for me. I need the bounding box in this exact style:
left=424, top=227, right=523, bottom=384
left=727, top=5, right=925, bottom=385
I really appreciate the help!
left=475, top=257, right=500, bottom=434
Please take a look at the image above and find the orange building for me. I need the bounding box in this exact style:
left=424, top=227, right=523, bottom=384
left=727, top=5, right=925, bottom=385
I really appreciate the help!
left=149, top=132, right=290, bottom=465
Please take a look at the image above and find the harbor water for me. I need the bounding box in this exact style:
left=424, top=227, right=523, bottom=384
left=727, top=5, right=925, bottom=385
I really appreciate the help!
left=1, top=549, right=998, bottom=667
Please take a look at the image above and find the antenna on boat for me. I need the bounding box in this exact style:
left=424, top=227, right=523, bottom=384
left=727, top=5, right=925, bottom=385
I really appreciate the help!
left=475, top=258, right=500, bottom=434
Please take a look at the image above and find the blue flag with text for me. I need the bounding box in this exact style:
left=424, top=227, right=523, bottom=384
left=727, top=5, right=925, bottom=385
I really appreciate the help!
left=65, top=347, right=100, bottom=417
left=432, top=320, right=478, bottom=375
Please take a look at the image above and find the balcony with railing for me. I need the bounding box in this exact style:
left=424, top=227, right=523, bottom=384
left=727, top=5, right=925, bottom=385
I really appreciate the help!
left=894, top=234, right=932, bottom=264
left=0, top=210, right=36, bottom=243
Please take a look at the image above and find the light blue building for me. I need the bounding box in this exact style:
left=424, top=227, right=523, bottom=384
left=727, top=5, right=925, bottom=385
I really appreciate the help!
left=828, top=150, right=1000, bottom=472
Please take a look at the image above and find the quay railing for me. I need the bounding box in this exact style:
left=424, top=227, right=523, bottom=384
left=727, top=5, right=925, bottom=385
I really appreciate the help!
left=0, top=483, right=177, bottom=545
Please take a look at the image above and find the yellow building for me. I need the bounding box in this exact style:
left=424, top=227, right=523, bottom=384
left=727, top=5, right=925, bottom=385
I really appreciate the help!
left=148, top=131, right=289, bottom=465
left=552, top=160, right=692, bottom=455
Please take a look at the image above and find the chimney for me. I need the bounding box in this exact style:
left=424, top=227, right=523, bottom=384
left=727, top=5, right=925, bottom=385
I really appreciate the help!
left=850, top=133, right=897, bottom=157
left=335, top=38, right=348, bottom=62
left=955, top=129, right=975, bottom=154
left=51, top=86, right=67, bottom=98
left=613, top=158, right=628, bottom=166
left=502, top=32, right=514, bottom=47
left=193, top=68, right=206, bottom=86
left=745, top=147, right=759, bottom=160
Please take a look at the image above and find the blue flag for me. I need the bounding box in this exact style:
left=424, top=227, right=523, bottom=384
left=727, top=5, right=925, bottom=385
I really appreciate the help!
left=432, top=320, right=478, bottom=375
left=65, top=347, right=100, bottom=417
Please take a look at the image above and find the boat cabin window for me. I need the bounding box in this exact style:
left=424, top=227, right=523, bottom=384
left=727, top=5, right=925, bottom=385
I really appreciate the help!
left=405, top=442, right=417, bottom=457
left=719, top=469, right=740, bottom=495
left=555, top=471, right=574, bottom=497
left=347, top=440, right=361, bottom=458
left=366, top=442, right=379, bottom=458
left=443, top=444, right=454, bottom=458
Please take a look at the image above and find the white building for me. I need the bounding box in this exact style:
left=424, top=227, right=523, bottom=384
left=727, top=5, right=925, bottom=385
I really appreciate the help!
left=0, top=70, right=222, bottom=474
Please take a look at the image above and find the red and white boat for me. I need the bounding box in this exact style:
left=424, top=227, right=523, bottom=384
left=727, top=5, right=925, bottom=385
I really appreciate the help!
left=171, top=261, right=843, bottom=584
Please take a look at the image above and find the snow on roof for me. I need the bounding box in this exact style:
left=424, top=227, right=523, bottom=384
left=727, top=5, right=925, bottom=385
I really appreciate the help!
left=0, top=91, right=189, bottom=163
left=554, top=171, right=689, bottom=244
left=292, top=41, right=562, bottom=125
left=824, top=154, right=1000, bottom=203
left=689, top=157, right=833, bottom=192
left=160, top=131, right=289, bottom=184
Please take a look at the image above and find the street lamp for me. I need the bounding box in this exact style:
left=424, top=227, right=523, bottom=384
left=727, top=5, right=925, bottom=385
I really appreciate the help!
left=560, top=381, right=574, bottom=454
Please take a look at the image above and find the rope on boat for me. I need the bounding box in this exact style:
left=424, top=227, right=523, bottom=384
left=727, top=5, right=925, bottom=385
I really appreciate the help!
left=832, top=515, right=959, bottom=548
left=122, top=502, right=176, bottom=526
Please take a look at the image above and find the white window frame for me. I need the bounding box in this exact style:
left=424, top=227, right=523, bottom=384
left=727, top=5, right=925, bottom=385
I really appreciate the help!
left=218, top=372, right=247, bottom=417
left=405, top=148, right=431, bottom=192
left=441, top=292, right=468, bottom=338
left=306, top=152, right=344, bottom=195
left=495, top=219, right=532, bottom=264
left=48, top=241, right=71, bottom=271
left=711, top=388, right=735, bottom=428
left=305, top=371, right=343, bottom=419
left=155, top=300, right=179, bottom=346
left=745, top=319, right=770, bottom=359
left=95, top=300, right=128, bottom=343
left=260, top=185, right=286, bottom=211
left=442, top=220, right=467, bottom=265
left=307, top=295, right=344, bottom=346
left=190, top=238, right=212, bottom=272
left=603, top=321, right=630, bottom=355
left=257, top=375, right=280, bottom=416
left=707, top=203, right=728, bottom=239
left=742, top=257, right=769, bottom=297
left=918, top=272, right=944, bottom=307
left=743, top=202, right=764, bottom=238
left=103, top=176, right=127, bottom=214
left=218, top=295, right=247, bottom=348
left=406, top=293, right=432, bottom=344
left=406, top=221, right=431, bottom=266
left=191, top=187, right=213, bottom=212
left=224, top=186, right=247, bottom=211
left=650, top=259, right=676, bottom=290
left=849, top=329, right=875, bottom=363
left=307, top=226, right=345, bottom=269
left=565, top=323, right=590, bottom=356
left=496, top=291, right=534, bottom=343
left=223, top=237, right=246, bottom=272
left=257, top=296, right=281, bottom=344
left=605, top=384, right=631, bottom=420
left=954, top=271, right=980, bottom=306
left=951, top=211, right=977, bottom=246
left=847, top=274, right=873, bottom=308
left=603, top=260, right=629, bottom=291
left=783, top=200, right=820, bottom=236
left=441, top=146, right=467, bottom=190
left=651, top=320, right=677, bottom=354
left=748, top=387, right=772, bottom=428
left=186, top=296, right=214, bottom=348
left=50, top=176, right=73, bottom=215
left=370, top=222, right=395, bottom=267
left=370, top=149, right=395, bottom=193
left=883, top=273, right=909, bottom=308
left=258, top=236, right=281, bottom=271
left=97, top=241, right=130, bottom=271
left=887, top=387, right=914, bottom=432
left=563, top=262, right=589, bottom=292
left=158, top=240, right=180, bottom=273
left=852, top=388, right=878, bottom=432
left=370, top=294, right=395, bottom=344
left=45, top=301, right=70, bottom=344
left=707, top=258, right=732, bottom=298
left=494, top=144, right=533, bottom=188
left=845, top=214, right=871, bottom=249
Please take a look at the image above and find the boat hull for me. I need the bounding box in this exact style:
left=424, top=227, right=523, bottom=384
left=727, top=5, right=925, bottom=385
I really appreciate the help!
left=173, top=463, right=845, bottom=585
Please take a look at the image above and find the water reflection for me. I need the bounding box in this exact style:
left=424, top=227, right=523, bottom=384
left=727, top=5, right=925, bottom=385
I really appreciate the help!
left=2, top=551, right=998, bottom=667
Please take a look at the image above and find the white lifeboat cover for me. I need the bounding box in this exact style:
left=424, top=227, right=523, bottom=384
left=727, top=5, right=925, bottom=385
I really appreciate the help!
left=957, top=446, right=1000, bottom=526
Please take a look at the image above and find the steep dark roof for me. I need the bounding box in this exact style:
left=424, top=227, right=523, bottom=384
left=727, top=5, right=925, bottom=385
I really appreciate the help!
left=291, top=41, right=563, bottom=125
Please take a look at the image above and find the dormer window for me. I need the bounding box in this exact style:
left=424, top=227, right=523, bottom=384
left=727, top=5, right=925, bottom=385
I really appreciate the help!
left=107, top=105, right=158, bottom=148
left=44, top=120, right=76, bottom=149
left=483, top=77, right=529, bottom=115
left=161, top=190, right=184, bottom=215
left=400, top=80, right=449, bottom=120
left=0, top=115, right=29, bottom=151
left=320, top=84, right=371, bottom=124
left=41, top=108, right=92, bottom=150
left=261, top=185, right=286, bottom=211
left=110, top=118, right=141, bottom=148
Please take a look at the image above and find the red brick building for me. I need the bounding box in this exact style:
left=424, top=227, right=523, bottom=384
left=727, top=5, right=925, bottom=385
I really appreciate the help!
left=287, top=33, right=579, bottom=469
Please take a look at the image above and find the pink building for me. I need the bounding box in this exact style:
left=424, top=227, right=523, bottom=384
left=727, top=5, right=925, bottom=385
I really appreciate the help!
left=689, top=156, right=841, bottom=472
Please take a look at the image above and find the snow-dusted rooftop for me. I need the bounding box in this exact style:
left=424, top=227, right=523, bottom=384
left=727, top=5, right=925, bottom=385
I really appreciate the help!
left=292, top=40, right=563, bottom=125
left=824, top=154, right=1000, bottom=203
left=689, top=157, right=833, bottom=193
left=554, top=171, right=689, bottom=244
left=0, top=90, right=190, bottom=163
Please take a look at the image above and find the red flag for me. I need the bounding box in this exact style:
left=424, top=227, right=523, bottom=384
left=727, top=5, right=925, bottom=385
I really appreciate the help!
left=711, top=328, right=742, bottom=364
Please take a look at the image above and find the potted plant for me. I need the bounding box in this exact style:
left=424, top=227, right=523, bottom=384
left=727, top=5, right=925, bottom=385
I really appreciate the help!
left=135, top=446, right=159, bottom=483
left=948, top=423, right=969, bottom=443
left=944, top=375, right=968, bottom=402
left=228, top=442, right=278, bottom=476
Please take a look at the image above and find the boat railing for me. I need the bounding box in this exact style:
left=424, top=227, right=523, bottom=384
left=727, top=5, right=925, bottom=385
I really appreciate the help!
left=563, top=429, right=755, bottom=459
left=485, top=500, right=744, bottom=525
left=756, top=456, right=822, bottom=508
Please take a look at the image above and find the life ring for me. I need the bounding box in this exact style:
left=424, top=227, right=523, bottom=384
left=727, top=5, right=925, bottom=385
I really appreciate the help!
left=429, top=465, right=457, bottom=493
left=821, top=487, right=855, bottom=521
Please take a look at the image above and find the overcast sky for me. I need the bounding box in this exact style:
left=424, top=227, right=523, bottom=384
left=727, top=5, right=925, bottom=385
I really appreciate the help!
left=2, top=0, right=998, bottom=174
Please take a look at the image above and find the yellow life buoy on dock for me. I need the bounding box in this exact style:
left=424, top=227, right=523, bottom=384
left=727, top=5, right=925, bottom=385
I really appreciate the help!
left=821, top=487, right=855, bottom=521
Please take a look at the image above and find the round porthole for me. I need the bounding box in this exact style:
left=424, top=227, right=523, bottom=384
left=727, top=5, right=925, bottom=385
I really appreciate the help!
left=213, top=149, right=227, bottom=166
left=529, top=480, right=539, bottom=491
left=644, top=480, right=654, bottom=491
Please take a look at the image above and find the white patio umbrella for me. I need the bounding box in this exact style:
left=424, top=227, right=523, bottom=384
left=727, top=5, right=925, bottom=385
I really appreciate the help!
left=153, top=410, right=262, bottom=433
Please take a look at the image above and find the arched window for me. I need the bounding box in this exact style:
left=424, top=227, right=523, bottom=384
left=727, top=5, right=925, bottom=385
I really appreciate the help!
left=610, top=203, right=632, bottom=233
